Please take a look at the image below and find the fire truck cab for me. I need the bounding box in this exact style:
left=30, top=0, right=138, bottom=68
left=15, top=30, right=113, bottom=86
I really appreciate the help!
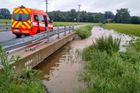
left=11, top=6, right=53, bottom=38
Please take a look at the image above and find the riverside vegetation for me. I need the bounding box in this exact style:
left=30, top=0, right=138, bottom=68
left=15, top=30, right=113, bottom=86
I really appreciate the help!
left=0, top=46, right=44, bottom=93
left=76, top=25, right=93, bottom=39
left=80, top=36, right=140, bottom=93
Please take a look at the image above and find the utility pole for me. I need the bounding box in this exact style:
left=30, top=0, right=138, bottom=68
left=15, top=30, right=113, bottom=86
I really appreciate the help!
left=78, top=4, right=81, bottom=12
left=77, top=4, right=81, bottom=22
left=46, top=0, right=48, bottom=12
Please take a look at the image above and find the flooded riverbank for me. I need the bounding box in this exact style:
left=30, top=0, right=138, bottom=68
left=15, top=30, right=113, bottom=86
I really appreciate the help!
left=34, top=27, right=95, bottom=93
left=35, top=26, right=137, bottom=93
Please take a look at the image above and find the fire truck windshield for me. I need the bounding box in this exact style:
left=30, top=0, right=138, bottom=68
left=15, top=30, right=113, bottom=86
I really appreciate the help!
left=13, top=14, right=30, bottom=21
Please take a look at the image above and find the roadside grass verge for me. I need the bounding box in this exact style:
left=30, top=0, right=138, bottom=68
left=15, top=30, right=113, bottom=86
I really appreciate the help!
left=80, top=36, right=140, bottom=93
left=76, top=25, right=93, bottom=39
left=0, top=46, right=45, bottom=93
left=103, top=23, right=140, bottom=36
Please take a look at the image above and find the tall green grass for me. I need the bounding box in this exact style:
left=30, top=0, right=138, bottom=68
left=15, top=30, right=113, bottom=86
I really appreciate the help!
left=0, top=46, right=45, bottom=93
left=76, top=25, right=93, bottom=39
left=94, top=36, right=120, bottom=54
left=104, top=23, right=140, bottom=36
left=80, top=36, right=140, bottom=93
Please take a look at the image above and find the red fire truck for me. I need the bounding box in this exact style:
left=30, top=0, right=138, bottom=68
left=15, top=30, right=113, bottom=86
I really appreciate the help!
left=11, top=6, right=53, bottom=38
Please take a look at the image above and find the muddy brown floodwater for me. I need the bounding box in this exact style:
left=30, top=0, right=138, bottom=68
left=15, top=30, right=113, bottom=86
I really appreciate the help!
left=34, top=27, right=95, bottom=93
left=35, top=26, right=136, bottom=93
left=35, top=46, right=84, bottom=93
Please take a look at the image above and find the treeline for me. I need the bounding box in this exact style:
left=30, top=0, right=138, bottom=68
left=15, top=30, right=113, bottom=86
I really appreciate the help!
left=0, top=8, right=11, bottom=19
left=0, top=8, right=140, bottom=24
left=48, top=8, right=140, bottom=24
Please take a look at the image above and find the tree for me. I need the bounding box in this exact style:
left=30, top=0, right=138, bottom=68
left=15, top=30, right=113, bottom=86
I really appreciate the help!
left=0, top=8, right=11, bottom=19
left=48, top=11, right=65, bottom=21
left=115, top=8, right=131, bottom=23
left=131, top=16, right=140, bottom=24
left=79, top=11, right=88, bottom=22
left=104, top=11, right=114, bottom=22
left=94, top=13, right=105, bottom=23
left=69, top=9, right=77, bottom=22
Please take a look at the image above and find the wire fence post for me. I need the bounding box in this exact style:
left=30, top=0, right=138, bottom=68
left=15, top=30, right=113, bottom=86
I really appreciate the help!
left=57, top=27, right=60, bottom=39
left=69, top=26, right=71, bottom=34
left=64, top=26, right=66, bottom=36
left=72, top=25, right=75, bottom=32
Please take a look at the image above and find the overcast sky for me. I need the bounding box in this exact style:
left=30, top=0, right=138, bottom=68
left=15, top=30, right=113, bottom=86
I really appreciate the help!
left=0, top=0, right=139, bottom=16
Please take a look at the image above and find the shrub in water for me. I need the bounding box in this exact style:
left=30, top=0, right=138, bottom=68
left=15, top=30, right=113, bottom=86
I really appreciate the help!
left=76, top=25, right=93, bottom=39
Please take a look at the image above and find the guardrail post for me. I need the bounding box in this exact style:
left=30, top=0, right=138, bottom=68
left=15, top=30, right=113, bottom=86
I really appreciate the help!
left=64, top=26, right=66, bottom=36
left=57, top=27, right=60, bottom=39
left=47, top=27, right=50, bottom=42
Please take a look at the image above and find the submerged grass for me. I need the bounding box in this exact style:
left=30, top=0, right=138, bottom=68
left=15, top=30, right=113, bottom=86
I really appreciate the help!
left=76, top=25, right=93, bottom=39
left=0, top=46, right=45, bottom=93
left=80, top=36, right=140, bottom=93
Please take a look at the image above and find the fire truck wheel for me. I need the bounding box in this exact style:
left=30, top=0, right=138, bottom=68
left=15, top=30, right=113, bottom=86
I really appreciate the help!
left=37, top=30, right=40, bottom=33
left=15, top=34, right=21, bottom=38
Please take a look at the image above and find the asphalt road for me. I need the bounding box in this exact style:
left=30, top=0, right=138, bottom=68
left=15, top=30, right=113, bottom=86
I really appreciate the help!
left=0, top=26, right=66, bottom=43
left=0, top=31, right=16, bottom=43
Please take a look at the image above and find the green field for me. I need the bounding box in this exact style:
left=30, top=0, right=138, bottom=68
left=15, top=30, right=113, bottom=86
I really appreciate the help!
left=104, top=23, right=140, bottom=36
left=0, top=19, right=11, bottom=25
left=53, top=22, right=79, bottom=26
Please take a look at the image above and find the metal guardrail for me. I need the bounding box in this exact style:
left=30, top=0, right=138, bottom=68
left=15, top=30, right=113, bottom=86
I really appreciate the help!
left=1, top=26, right=75, bottom=54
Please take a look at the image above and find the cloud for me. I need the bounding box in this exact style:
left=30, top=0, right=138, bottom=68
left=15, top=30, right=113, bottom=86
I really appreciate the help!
left=0, top=0, right=139, bottom=16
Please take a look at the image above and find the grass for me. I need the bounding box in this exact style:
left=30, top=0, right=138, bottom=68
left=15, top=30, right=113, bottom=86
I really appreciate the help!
left=76, top=25, right=93, bottom=39
left=0, top=19, right=11, bottom=25
left=94, top=36, right=120, bottom=54
left=0, top=46, right=45, bottom=93
left=53, top=22, right=80, bottom=27
left=80, top=36, right=140, bottom=93
left=53, top=22, right=98, bottom=27
left=104, top=23, right=140, bottom=36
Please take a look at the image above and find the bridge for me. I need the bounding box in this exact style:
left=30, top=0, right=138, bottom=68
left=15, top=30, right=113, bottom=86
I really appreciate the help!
left=0, top=25, right=77, bottom=72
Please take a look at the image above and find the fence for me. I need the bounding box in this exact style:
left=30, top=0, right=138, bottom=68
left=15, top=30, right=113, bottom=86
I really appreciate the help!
left=2, top=26, right=75, bottom=54
left=0, top=22, right=11, bottom=32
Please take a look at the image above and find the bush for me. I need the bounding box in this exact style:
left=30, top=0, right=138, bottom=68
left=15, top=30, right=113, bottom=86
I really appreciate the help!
left=80, top=37, right=140, bottom=93
left=0, top=46, right=45, bottom=93
left=76, top=25, right=93, bottom=39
